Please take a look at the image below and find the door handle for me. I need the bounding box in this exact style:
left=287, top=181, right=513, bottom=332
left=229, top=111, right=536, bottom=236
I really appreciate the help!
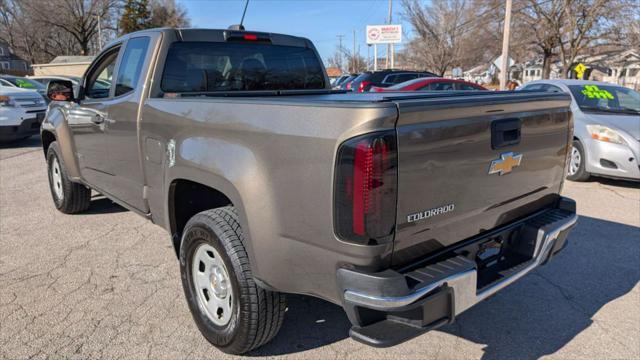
left=491, top=118, right=521, bottom=149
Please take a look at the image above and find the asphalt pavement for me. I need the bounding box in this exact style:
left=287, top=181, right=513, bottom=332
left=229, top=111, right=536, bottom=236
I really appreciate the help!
left=1, top=136, right=638, bottom=359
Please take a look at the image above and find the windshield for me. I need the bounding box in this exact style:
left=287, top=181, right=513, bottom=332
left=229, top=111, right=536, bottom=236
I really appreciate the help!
left=9, top=77, right=44, bottom=89
left=568, top=84, right=640, bottom=114
left=161, top=42, right=326, bottom=93
left=3, top=77, right=45, bottom=90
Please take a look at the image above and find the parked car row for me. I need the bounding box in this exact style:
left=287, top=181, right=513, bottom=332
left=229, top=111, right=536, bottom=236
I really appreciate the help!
left=0, top=85, right=47, bottom=142
left=2, top=68, right=638, bottom=183
left=0, top=74, right=82, bottom=142
left=331, top=69, right=486, bottom=93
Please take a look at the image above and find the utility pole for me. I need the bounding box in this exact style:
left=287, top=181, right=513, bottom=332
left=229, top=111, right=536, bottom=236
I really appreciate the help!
left=499, top=0, right=512, bottom=90
left=387, top=0, right=392, bottom=69
left=374, top=44, right=378, bottom=71
left=96, top=14, right=103, bottom=52
left=352, top=29, right=356, bottom=73
left=337, top=34, right=344, bottom=72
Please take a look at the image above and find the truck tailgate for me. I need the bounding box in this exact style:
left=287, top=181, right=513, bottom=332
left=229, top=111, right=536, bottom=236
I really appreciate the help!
left=390, top=92, right=572, bottom=266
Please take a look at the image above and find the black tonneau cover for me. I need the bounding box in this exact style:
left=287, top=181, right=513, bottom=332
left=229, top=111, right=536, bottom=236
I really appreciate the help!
left=174, top=90, right=571, bottom=105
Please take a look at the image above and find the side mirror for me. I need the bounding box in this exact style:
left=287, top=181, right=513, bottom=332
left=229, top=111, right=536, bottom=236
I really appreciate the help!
left=47, top=80, right=75, bottom=102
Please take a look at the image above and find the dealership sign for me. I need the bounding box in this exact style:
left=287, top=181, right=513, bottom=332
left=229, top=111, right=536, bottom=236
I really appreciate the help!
left=366, top=25, right=402, bottom=44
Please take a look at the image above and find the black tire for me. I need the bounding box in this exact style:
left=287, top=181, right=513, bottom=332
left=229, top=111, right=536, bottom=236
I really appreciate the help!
left=46, top=141, right=91, bottom=213
left=180, top=206, right=286, bottom=355
left=567, top=140, right=590, bottom=182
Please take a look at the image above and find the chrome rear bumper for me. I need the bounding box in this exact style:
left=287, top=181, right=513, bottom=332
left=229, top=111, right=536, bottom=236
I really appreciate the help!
left=338, top=197, right=578, bottom=347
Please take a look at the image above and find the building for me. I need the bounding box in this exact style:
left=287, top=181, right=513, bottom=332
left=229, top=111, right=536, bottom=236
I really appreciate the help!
left=325, top=66, right=342, bottom=78
left=521, top=59, right=562, bottom=83
left=517, top=50, right=639, bottom=90
left=31, top=56, right=94, bottom=77
left=0, top=40, right=30, bottom=75
left=586, top=50, right=640, bottom=90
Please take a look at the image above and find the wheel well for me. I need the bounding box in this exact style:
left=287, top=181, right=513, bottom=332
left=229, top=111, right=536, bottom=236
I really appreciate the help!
left=41, top=131, right=56, bottom=156
left=168, top=179, right=233, bottom=255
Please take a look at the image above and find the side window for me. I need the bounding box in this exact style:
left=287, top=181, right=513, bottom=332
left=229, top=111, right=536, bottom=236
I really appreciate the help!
left=546, top=85, right=563, bottom=93
left=523, top=84, right=545, bottom=91
left=115, top=37, right=150, bottom=97
left=85, top=46, right=120, bottom=99
left=457, top=83, right=481, bottom=90
left=394, top=74, right=417, bottom=83
left=429, top=82, right=455, bottom=91
left=382, top=74, right=397, bottom=84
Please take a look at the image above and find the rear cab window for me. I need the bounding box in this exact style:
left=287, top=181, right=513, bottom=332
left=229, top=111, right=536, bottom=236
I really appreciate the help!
left=161, top=42, right=325, bottom=93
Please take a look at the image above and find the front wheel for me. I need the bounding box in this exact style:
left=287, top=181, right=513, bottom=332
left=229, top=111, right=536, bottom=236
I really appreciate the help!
left=567, top=140, right=590, bottom=182
left=46, top=141, right=91, bottom=213
left=180, top=206, right=286, bottom=354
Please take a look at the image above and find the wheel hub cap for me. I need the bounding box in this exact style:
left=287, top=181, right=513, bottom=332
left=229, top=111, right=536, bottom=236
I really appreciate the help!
left=568, top=147, right=581, bottom=176
left=210, top=266, right=228, bottom=299
left=51, top=158, right=63, bottom=199
left=192, top=243, right=233, bottom=326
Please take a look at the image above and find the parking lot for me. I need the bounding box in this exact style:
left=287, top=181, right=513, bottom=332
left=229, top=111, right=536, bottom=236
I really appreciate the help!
left=1, top=136, right=638, bottom=360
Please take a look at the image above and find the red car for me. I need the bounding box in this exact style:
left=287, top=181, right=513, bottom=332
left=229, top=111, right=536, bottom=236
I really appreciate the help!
left=370, top=77, right=487, bottom=92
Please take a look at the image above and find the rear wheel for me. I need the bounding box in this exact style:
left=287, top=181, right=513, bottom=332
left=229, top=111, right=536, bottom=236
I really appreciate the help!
left=46, top=141, right=91, bottom=213
left=180, top=207, right=286, bottom=354
left=567, top=140, right=590, bottom=182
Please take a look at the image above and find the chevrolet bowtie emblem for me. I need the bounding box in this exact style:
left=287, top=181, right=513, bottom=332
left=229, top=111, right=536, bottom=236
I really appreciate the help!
left=489, top=152, right=523, bottom=175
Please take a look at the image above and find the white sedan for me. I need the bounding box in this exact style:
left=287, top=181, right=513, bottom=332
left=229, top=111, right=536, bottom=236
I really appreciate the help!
left=0, top=86, right=48, bottom=142
left=521, top=80, right=640, bottom=181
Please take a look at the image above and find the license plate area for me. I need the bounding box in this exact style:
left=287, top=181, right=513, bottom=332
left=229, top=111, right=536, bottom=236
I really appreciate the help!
left=453, top=224, right=536, bottom=290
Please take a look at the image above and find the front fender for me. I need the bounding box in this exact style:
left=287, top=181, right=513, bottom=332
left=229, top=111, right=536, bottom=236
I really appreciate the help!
left=41, top=104, right=82, bottom=181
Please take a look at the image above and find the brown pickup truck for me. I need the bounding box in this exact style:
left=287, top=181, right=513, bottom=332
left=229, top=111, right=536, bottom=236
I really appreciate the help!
left=41, top=28, right=578, bottom=354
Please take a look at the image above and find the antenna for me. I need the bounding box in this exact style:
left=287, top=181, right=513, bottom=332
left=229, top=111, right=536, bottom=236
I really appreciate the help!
left=229, top=0, right=249, bottom=31
left=240, top=0, right=250, bottom=28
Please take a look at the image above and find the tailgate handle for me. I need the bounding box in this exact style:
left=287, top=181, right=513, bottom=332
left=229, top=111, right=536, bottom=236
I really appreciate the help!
left=491, top=118, right=521, bottom=149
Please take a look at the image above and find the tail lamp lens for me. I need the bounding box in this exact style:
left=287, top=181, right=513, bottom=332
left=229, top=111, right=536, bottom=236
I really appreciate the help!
left=358, top=81, right=371, bottom=93
left=334, top=131, right=397, bottom=244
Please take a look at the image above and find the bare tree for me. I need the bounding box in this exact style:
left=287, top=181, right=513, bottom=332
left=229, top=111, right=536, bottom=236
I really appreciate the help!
left=556, top=0, right=614, bottom=77
left=21, top=0, right=116, bottom=56
left=401, top=0, right=470, bottom=75
left=326, top=48, right=343, bottom=72
left=401, top=0, right=503, bottom=76
left=327, top=44, right=367, bottom=73
left=513, top=0, right=635, bottom=79
left=148, top=0, right=190, bottom=28
left=513, top=0, right=565, bottom=78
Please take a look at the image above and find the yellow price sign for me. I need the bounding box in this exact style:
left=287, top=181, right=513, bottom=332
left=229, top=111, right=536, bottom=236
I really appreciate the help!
left=574, top=63, right=587, bottom=79
left=581, top=85, right=614, bottom=100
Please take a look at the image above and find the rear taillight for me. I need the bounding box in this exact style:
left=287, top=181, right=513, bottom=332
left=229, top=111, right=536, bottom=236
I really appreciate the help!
left=346, top=82, right=352, bottom=90
left=334, top=131, right=397, bottom=244
left=358, top=81, right=372, bottom=93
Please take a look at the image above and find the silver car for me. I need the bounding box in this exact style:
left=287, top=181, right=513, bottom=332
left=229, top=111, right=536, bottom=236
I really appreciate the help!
left=521, top=80, right=640, bottom=181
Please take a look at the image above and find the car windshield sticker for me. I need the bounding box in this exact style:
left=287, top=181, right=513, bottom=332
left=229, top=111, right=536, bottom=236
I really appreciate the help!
left=581, top=85, right=614, bottom=100
left=15, top=79, right=35, bottom=89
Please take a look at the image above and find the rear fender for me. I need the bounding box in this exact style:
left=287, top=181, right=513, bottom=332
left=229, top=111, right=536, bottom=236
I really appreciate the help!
left=164, top=164, right=256, bottom=278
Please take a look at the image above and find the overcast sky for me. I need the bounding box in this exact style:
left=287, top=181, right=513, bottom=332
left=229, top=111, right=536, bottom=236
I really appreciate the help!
left=180, top=0, right=414, bottom=63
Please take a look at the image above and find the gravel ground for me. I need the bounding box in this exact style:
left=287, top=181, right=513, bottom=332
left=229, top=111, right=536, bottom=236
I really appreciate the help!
left=1, top=136, right=639, bottom=360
